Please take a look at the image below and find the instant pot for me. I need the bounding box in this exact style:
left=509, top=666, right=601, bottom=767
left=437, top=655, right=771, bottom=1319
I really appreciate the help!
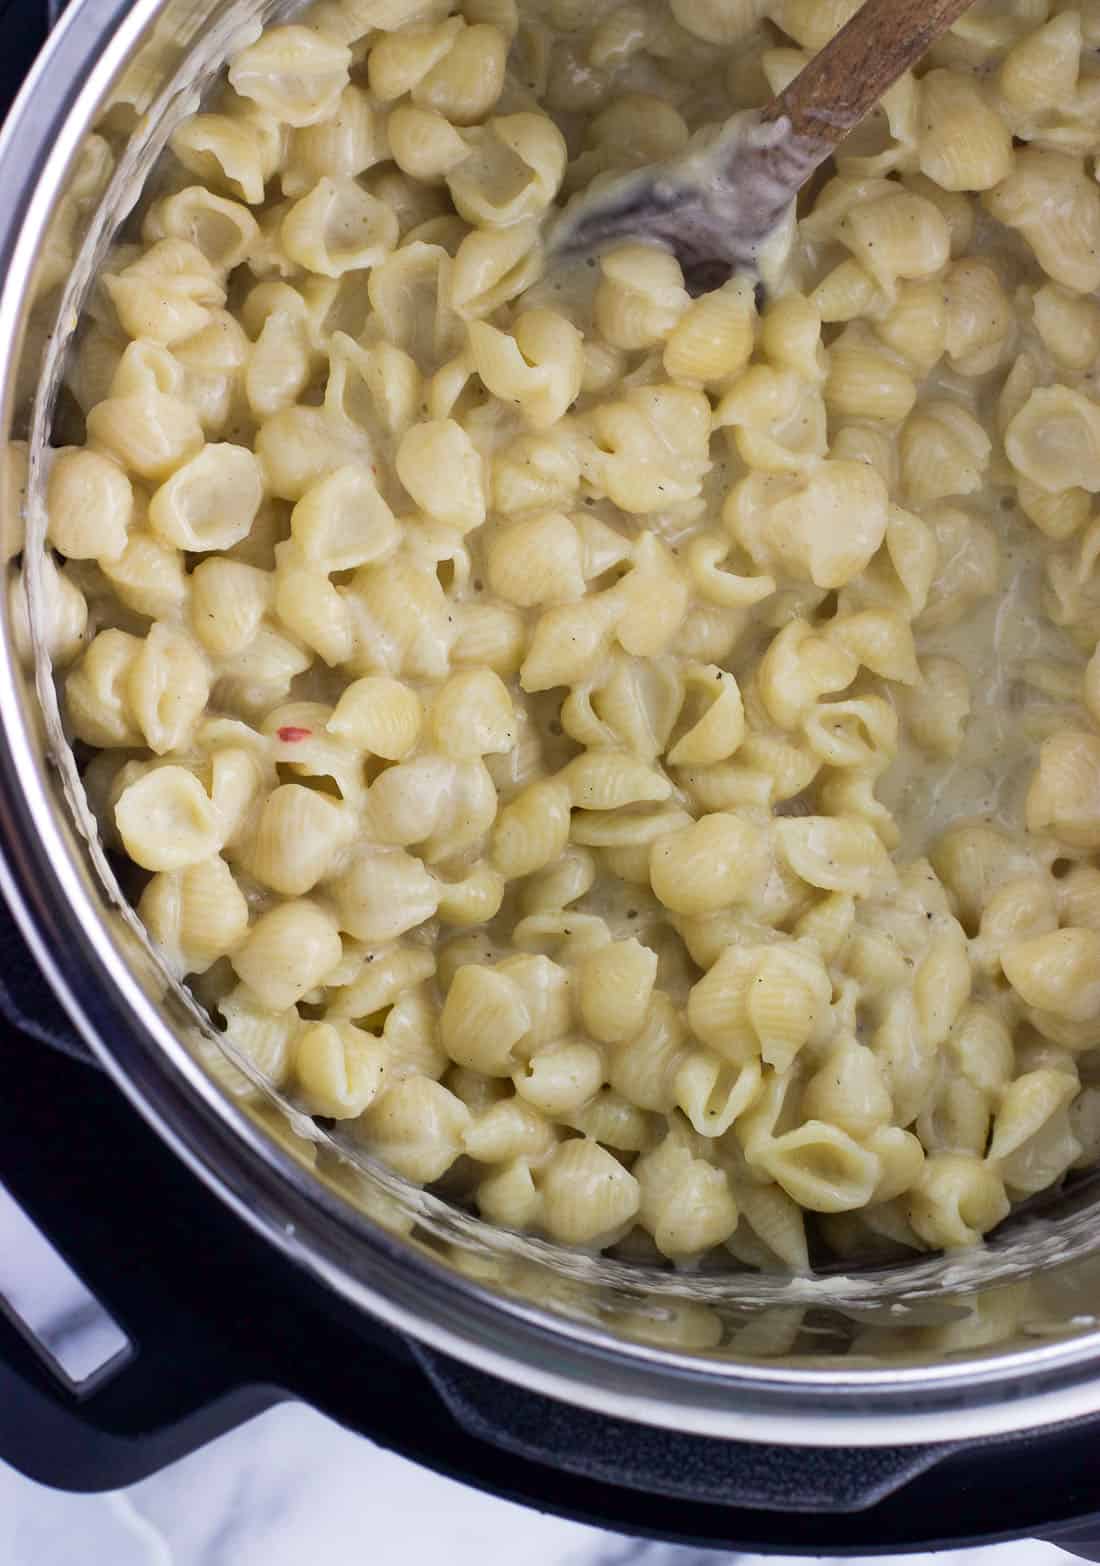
left=5, top=0, right=1100, bottom=1554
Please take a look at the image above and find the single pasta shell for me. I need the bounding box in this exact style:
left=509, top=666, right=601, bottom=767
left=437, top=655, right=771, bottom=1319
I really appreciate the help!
left=736, top=1182, right=809, bottom=1271
left=674, top=1052, right=761, bottom=1138
left=988, top=1068, right=1078, bottom=1164
left=1002, top=927, right=1100, bottom=1022
left=539, top=1137, right=640, bottom=1244
left=217, top=985, right=297, bottom=1086
left=327, top=674, right=422, bottom=759
left=1026, top=730, right=1100, bottom=847
left=564, top=750, right=672, bottom=810
left=756, top=1121, right=881, bottom=1213
left=491, top=779, right=572, bottom=879
left=917, top=72, right=1012, bottom=192
left=653, top=1162, right=738, bottom=1259
left=663, top=281, right=755, bottom=383
left=999, top=12, right=1081, bottom=112
left=609, top=993, right=686, bottom=1111
left=177, top=857, right=249, bottom=962
left=746, top=969, right=816, bottom=1073
left=440, top=964, right=530, bottom=1074
left=478, top=1159, right=543, bottom=1228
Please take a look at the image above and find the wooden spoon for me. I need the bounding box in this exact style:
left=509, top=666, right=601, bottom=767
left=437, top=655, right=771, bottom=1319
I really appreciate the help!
left=551, top=0, right=977, bottom=295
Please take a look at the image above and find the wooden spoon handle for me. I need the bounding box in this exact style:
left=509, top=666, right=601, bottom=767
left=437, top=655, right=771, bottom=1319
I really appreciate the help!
left=762, top=0, right=977, bottom=147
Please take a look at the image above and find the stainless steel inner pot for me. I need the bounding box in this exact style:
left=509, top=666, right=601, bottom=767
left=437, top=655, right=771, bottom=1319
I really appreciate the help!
left=5, top=0, right=1100, bottom=1450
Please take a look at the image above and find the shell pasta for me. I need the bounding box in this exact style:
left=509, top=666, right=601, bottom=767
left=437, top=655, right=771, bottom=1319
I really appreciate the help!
left=37, top=0, right=1100, bottom=1269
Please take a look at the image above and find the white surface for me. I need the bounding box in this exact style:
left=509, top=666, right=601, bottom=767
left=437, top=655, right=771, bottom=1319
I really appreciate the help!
left=0, top=1402, right=1084, bottom=1566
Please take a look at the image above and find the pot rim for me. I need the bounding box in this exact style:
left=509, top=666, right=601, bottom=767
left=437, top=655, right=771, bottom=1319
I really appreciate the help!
left=4, top=0, right=1100, bottom=1449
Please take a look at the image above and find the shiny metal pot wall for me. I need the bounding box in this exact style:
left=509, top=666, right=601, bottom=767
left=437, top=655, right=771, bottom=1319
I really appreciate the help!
left=4, top=0, right=1100, bottom=1450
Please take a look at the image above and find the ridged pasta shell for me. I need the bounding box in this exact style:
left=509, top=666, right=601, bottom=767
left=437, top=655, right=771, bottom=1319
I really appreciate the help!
left=229, top=25, right=350, bottom=128
left=383, top=986, right=449, bottom=1080
left=521, top=599, right=616, bottom=692
left=735, top=1184, right=809, bottom=1272
left=793, top=891, right=855, bottom=959
left=686, top=945, right=757, bottom=1060
left=464, top=1097, right=557, bottom=1165
left=495, top=953, right=572, bottom=1049
left=295, top=1020, right=387, bottom=1119
left=675, top=1052, right=761, bottom=1138
left=563, top=1088, right=655, bottom=1152
left=440, top=963, right=530, bottom=1074
left=564, top=750, right=672, bottom=810
left=1007, top=385, right=1100, bottom=496
left=908, top=1152, right=1008, bottom=1249
left=1002, top=927, right=1100, bottom=1022
left=515, top=1038, right=603, bottom=1116
left=478, top=1158, right=543, bottom=1228
left=651, top=1160, right=739, bottom=1259
left=539, top=1137, right=640, bottom=1244
left=802, top=1040, right=891, bottom=1140
left=217, top=984, right=297, bottom=1085
left=328, top=675, right=422, bottom=760
left=667, top=667, right=745, bottom=766
left=825, top=337, right=916, bottom=424
left=775, top=814, right=894, bottom=897
left=512, top=911, right=611, bottom=962
left=521, top=845, right=597, bottom=915
left=746, top=967, right=818, bottom=1073
left=491, top=777, right=572, bottom=878
left=917, top=70, right=1012, bottom=193
left=810, top=259, right=881, bottom=324
left=986, top=149, right=1100, bottom=294
left=101, top=533, right=187, bottom=622
left=176, top=856, right=250, bottom=963
left=570, top=803, right=691, bottom=848
left=578, top=937, right=657, bottom=1043
left=772, top=0, right=860, bottom=49
left=608, top=993, right=686, bottom=1112
left=756, top=1121, right=881, bottom=1213
left=988, top=1068, right=1079, bottom=1164
left=865, top=1126, right=925, bottom=1204
left=329, top=946, right=437, bottom=1022
left=663, top=279, right=755, bottom=384
left=1026, top=729, right=1100, bottom=847
left=357, top=1076, right=471, bottom=1184
left=999, top=12, right=1082, bottom=115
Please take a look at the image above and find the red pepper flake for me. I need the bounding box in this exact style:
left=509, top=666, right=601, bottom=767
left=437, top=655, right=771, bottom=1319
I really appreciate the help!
left=277, top=725, right=312, bottom=743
